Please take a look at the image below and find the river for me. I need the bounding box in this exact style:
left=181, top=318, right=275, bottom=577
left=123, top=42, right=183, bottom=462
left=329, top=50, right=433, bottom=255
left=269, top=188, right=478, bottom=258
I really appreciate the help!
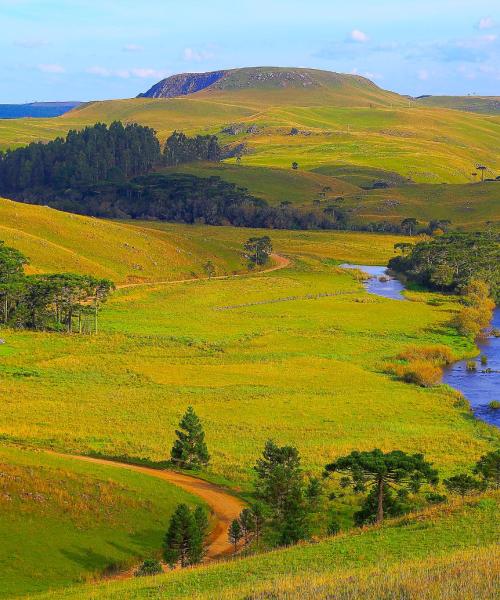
left=342, top=264, right=500, bottom=428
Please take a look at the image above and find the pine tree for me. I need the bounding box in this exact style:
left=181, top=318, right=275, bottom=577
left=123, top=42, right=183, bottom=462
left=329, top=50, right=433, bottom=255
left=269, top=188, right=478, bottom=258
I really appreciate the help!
left=228, top=519, right=242, bottom=550
left=163, top=504, right=204, bottom=568
left=170, top=406, right=210, bottom=469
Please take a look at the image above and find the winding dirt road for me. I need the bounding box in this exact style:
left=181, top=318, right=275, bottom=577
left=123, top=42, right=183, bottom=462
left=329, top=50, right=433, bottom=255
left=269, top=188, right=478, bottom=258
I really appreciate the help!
left=117, top=252, right=290, bottom=289
left=46, top=255, right=290, bottom=578
left=54, top=453, right=246, bottom=563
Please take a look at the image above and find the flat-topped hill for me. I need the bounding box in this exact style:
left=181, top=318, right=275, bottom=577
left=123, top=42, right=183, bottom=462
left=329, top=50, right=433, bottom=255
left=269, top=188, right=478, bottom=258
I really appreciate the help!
left=139, top=66, right=407, bottom=107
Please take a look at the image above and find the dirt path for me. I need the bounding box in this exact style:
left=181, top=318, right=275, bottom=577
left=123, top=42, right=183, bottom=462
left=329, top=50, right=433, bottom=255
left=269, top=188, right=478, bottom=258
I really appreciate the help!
left=54, top=453, right=246, bottom=568
left=117, top=253, right=290, bottom=289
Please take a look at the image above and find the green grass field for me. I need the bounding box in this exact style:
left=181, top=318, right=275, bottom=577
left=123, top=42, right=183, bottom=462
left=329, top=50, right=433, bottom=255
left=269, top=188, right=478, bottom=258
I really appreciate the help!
left=0, top=197, right=246, bottom=283
left=1, top=74, right=499, bottom=186
left=0, top=445, right=203, bottom=598
left=1, top=222, right=496, bottom=482
left=1, top=206, right=499, bottom=598
left=33, top=493, right=500, bottom=599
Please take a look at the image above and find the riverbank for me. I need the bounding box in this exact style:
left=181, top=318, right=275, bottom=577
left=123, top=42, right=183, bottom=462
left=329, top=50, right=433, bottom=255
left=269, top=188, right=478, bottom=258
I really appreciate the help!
left=344, top=264, right=499, bottom=429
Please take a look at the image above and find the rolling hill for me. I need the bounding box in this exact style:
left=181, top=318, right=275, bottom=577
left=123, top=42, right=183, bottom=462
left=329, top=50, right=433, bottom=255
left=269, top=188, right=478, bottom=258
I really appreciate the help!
left=415, top=95, right=500, bottom=115
left=0, top=197, right=245, bottom=283
left=0, top=67, right=498, bottom=191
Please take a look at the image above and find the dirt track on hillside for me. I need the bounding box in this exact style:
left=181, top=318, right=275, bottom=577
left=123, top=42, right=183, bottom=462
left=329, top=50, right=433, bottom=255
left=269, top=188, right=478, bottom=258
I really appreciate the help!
left=117, top=252, right=290, bottom=289
left=54, top=453, right=246, bottom=577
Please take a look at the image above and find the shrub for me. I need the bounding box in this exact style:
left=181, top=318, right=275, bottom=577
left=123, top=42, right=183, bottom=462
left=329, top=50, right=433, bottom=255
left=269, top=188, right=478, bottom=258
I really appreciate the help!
left=134, top=559, right=163, bottom=577
left=488, top=401, right=500, bottom=410
left=396, top=345, right=455, bottom=366
left=400, top=360, right=442, bottom=388
left=466, top=361, right=477, bottom=372
left=326, top=516, right=341, bottom=536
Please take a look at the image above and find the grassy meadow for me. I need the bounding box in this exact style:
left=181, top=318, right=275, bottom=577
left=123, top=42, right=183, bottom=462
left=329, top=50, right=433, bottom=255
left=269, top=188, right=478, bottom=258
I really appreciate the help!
left=0, top=445, right=203, bottom=598
left=0, top=197, right=246, bottom=283
left=1, top=223, right=497, bottom=487
left=1, top=90, right=499, bottom=186
left=33, top=493, right=500, bottom=599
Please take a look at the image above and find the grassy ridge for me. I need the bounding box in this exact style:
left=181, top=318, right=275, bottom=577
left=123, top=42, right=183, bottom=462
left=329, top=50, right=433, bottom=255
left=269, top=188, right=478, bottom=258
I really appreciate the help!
left=1, top=93, right=498, bottom=184
left=0, top=445, right=203, bottom=598
left=0, top=198, right=245, bottom=283
left=415, top=95, right=500, bottom=115
left=344, top=182, right=500, bottom=229
left=33, top=493, right=500, bottom=599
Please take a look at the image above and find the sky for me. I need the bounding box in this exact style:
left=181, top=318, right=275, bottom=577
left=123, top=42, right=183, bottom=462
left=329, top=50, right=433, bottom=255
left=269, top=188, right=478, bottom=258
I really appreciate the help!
left=0, top=0, right=499, bottom=102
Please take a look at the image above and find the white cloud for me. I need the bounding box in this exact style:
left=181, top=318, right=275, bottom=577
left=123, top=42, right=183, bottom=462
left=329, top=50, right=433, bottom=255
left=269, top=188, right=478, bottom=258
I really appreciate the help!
left=130, top=68, right=166, bottom=78
left=123, top=44, right=144, bottom=52
left=479, top=34, right=498, bottom=43
left=86, top=66, right=166, bottom=79
left=418, top=69, right=429, bottom=81
left=350, top=29, right=369, bottom=43
left=86, top=66, right=111, bottom=77
left=38, top=63, right=65, bottom=74
left=183, top=47, right=215, bottom=61
left=478, top=17, right=495, bottom=30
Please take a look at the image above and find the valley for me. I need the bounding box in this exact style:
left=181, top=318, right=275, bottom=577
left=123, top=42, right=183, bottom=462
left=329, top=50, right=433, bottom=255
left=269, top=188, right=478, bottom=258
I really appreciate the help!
left=0, top=63, right=499, bottom=600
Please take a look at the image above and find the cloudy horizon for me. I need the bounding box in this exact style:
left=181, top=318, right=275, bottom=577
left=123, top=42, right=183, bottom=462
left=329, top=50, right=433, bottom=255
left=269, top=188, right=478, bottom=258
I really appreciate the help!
left=1, top=0, right=498, bottom=102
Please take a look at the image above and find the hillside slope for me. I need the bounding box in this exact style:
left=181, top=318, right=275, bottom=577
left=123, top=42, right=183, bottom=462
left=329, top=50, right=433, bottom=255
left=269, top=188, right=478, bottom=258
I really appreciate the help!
left=33, top=494, right=500, bottom=599
left=416, top=95, right=500, bottom=115
left=0, top=197, right=245, bottom=283
left=0, top=67, right=498, bottom=186
left=140, top=67, right=407, bottom=108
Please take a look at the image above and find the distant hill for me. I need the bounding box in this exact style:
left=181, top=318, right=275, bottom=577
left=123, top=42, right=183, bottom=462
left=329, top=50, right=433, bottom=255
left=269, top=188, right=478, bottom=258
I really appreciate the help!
left=0, top=101, right=81, bottom=119
left=415, top=95, right=500, bottom=115
left=139, top=66, right=407, bottom=107
left=0, top=67, right=498, bottom=189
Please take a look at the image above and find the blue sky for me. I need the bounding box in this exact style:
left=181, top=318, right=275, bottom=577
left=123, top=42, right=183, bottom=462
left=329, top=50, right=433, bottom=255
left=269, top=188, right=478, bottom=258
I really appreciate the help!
left=1, top=0, right=499, bottom=102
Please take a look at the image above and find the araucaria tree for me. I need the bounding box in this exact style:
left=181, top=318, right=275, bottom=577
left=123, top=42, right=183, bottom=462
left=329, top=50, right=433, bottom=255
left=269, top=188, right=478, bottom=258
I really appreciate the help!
left=244, top=236, right=273, bottom=268
left=324, top=449, right=438, bottom=523
left=0, top=241, right=114, bottom=332
left=163, top=504, right=205, bottom=568
left=170, top=406, right=210, bottom=469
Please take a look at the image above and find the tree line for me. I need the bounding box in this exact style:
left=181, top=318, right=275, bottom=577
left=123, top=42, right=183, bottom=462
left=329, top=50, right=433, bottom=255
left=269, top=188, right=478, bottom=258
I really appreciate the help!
left=137, top=407, right=499, bottom=575
left=0, top=241, right=113, bottom=332
left=389, top=232, right=500, bottom=303
left=0, top=120, right=448, bottom=235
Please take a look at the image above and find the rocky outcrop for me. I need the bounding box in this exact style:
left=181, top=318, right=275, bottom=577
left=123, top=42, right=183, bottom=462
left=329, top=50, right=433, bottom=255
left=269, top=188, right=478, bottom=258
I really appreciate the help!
left=139, top=70, right=228, bottom=98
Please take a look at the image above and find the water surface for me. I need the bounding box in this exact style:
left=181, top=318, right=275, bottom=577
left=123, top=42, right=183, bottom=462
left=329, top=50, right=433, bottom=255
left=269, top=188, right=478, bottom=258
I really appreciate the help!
left=342, top=263, right=500, bottom=428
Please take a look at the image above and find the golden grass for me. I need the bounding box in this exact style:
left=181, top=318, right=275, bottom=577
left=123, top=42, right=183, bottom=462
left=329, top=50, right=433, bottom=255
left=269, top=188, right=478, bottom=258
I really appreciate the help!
left=218, top=545, right=500, bottom=600
left=0, top=198, right=245, bottom=283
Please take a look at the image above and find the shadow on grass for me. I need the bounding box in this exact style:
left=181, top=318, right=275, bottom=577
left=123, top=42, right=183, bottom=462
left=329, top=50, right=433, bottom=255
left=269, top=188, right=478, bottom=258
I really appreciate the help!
left=86, top=451, right=172, bottom=470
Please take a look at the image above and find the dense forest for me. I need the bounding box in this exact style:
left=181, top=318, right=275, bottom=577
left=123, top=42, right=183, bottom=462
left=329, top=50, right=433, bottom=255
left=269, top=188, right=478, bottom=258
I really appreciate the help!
left=0, top=241, right=113, bottom=332
left=388, top=232, right=500, bottom=302
left=0, top=121, right=454, bottom=233
left=0, top=122, right=161, bottom=192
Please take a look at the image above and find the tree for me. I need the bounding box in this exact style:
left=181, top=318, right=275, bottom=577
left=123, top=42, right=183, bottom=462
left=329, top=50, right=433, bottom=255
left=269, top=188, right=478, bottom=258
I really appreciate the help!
left=170, top=407, right=210, bottom=469
left=228, top=519, right=242, bottom=550
left=238, top=508, right=255, bottom=545
left=163, top=504, right=204, bottom=568
left=400, top=218, right=418, bottom=236
left=476, top=164, right=487, bottom=182
left=291, top=162, right=299, bottom=170
left=0, top=242, right=28, bottom=283
left=474, top=450, right=500, bottom=489
left=250, top=502, right=266, bottom=544
left=134, top=558, right=163, bottom=577
left=254, top=440, right=310, bottom=545
left=203, top=260, right=216, bottom=280
left=324, top=449, right=438, bottom=523
left=443, top=474, right=486, bottom=498
left=243, top=236, right=273, bottom=267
